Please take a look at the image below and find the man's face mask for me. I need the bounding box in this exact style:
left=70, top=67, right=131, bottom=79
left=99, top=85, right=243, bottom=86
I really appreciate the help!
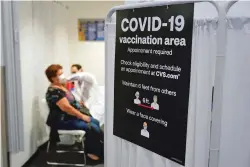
left=135, top=92, right=139, bottom=98
left=58, top=74, right=67, bottom=84
left=153, top=97, right=157, bottom=102
left=143, top=125, right=147, bottom=130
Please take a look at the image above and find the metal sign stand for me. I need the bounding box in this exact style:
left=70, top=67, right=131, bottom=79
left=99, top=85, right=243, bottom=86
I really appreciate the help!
left=104, top=1, right=238, bottom=167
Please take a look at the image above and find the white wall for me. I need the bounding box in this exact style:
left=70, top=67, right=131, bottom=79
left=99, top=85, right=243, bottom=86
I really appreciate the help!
left=10, top=2, right=35, bottom=167
left=66, top=1, right=123, bottom=86
left=9, top=2, right=70, bottom=167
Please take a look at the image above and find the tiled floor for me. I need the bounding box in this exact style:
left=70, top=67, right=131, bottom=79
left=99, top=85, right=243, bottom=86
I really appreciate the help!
left=89, top=165, right=104, bottom=167
left=23, top=144, right=104, bottom=167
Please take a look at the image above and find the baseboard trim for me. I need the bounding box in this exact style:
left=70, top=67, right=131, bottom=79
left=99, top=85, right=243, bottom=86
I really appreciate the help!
left=21, top=141, right=48, bottom=167
left=37, top=136, right=49, bottom=148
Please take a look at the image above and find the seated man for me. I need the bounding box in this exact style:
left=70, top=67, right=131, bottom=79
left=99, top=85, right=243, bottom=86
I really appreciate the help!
left=67, top=71, right=105, bottom=127
left=45, top=64, right=103, bottom=162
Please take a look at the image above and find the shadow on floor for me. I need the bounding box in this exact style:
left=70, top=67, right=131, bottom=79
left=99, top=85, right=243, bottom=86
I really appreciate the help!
left=22, top=142, right=104, bottom=167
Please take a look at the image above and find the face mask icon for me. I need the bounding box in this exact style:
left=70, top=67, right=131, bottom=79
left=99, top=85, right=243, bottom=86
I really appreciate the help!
left=141, top=122, right=149, bottom=138
left=134, top=91, right=141, bottom=105
left=151, top=95, right=159, bottom=110
left=153, top=96, right=157, bottom=102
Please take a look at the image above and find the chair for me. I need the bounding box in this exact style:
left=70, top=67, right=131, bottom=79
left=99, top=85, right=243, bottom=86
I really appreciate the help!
left=41, top=99, right=86, bottom=166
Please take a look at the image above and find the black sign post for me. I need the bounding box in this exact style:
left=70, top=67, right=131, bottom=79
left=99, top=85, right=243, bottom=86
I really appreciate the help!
left=113, top=4, right=194, bottom=165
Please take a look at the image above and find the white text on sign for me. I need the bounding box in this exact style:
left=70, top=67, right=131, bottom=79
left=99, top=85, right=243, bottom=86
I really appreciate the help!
left=121, top=16, right=185, bottom=32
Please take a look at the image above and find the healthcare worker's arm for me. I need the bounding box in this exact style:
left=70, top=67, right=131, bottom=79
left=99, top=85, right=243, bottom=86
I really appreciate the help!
left=67, top=72, right=96, bottom=85
left=56, top=97, right=91, bottom=122
left=67, top=72, right=98, bottom=106
left=67, top=72, right=85, bottom=82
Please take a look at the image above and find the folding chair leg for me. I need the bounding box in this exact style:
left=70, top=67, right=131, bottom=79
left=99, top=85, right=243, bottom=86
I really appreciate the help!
left=47, top=161, right=85, bottom=166
left=82, top=140, right=86, bottom=166
left=46, top=139, right=86, bottom=166
left=47, top=141, right=51, bottom=153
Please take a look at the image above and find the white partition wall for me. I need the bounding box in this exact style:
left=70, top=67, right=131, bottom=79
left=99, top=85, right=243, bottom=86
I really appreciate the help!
left=218, top=2, right=250, bottom=167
